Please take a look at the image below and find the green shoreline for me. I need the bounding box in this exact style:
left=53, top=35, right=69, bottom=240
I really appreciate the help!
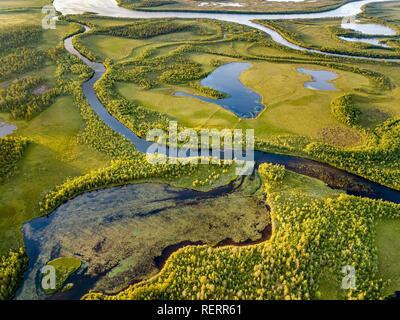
left=120, top=0, right=359, bottom=15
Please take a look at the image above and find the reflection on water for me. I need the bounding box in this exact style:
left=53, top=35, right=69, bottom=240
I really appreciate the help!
left=175, top=62, right=264, bottom=118
left=17, top=181, right=269, bottom=300
left=297, top=68, right=337, bottom=91
left=339, top=36, right=390, bottom=48
left=53, top=0, right=400, bottom=62
left=0, top=119, right=16, bottom=137
left=341, top=22, right=396, bottom=36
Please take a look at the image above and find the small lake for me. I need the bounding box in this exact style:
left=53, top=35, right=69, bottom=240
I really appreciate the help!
left=175, top=62, right=265, bottom=118
left=0, top=119, right=16, bottom=137
left=339, top=36, right=391, bottom=48
left=341, top=22, right=396, bottom=36
left=16, top=180, right=269, bottom=300
left=297, top=68, right=338, bottom=91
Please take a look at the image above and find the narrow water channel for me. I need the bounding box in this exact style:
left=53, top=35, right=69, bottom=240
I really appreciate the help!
left=54, top=0, right=400, bottom=62
left=16, top=0, right=400, bottom=300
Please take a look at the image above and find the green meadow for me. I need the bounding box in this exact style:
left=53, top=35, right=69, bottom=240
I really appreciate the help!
left=0, top=0, right=399, bottom=300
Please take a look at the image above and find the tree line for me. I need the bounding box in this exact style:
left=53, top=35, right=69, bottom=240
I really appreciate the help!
left=0, top=76, right=60, bottom=120
left=0, top=136, right=29, bottom=182
left=83, top=163, right=400, bottom=300
left=330, top=93, right=361, bottom=127
left=0, top=248, right=28, bottom=300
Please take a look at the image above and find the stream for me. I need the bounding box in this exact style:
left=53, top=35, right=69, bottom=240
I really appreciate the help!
left=15, top=0, right=400, bottom=300
left=54, top=0, right=400, bottom=62
left=64, top=25, right=400, bottom=204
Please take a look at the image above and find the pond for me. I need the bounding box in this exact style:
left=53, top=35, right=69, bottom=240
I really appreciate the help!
left=0, top=119, right=16, bottom=137
left=297, top=68, right=338, bottom=91
left=339, top=36, right=390, bottom=48
left=16, top=179, right=270, bottom=300
left=54, top=0, right=400, bottom=62
left=175, top=62, right=265, bottom=118
left=341, top=22, right=396, bottom=36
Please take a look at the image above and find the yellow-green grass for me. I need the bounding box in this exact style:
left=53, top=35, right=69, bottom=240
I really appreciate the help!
left=44, top=257, right=82, bottom=294
left=0, top=0, right=50, bottom=10
left=257, top=18, right=399, bottom=58
left=0, top=11, right=76, bottom=48
left=80, top=20, right=223, bottom=62
left=376, top=219, right=400, bottom=297
left=0, top=96, right=110, bottom=254
left=82, top=34, right=147, bottom=61
left=117, top=59, right=370, bottom=142
left=365, top=1, right=400, bottom=24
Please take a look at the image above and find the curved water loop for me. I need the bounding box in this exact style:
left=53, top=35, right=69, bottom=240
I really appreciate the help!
left=55, top=0, right=400, bottom=62
left=64, top=25, right=400, bottom=203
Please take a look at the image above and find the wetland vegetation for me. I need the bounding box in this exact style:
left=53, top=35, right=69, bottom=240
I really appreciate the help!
left=0, top=0, right=399, bottom=301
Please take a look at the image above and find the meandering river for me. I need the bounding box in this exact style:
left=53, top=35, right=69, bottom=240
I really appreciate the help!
left=54, top=0, right=400, bottom=62
left=15, top=0, right=400, bottom=300
left=64, top=23, right=400, bottom=203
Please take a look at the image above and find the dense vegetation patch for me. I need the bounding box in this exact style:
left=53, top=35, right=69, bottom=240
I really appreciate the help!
left=0, top=48, right=47, bottom=81
left=84, top=164, right=400, bottom=300
left=0, top=248, right=28, bottom=300
left=40, top=155, right=234, bottom=215
left=330, top=94, right=361, bottom=127
left=96, top=20, right=192, bottom=39
left=255, top=19, right=400, bottom=60
left=0, top=24, right=42, bottom=54
left=0, top=136, right=29, bottom=182
left=0, top=76, right=60, bottom=120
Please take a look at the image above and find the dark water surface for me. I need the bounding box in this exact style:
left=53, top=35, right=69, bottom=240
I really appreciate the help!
left=16, top=20, right=400, bottom=300
left=17, top=180, right=269, bottom=300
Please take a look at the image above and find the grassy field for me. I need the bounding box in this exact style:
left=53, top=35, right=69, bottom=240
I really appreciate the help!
left=0, top=7, right=113, bottom=254
left=365, top=1, right=400, bottom=23
left=72, top=14, right=400, bottom=190
left=376, top=219, right=400, bottom=296
left=256, top=17, right=400, bottom=59
left=78, top=16, right=400, bottom=143
left=0, top=0, right=49, bottom=10
left=0, top=97, right=110, bottom=253
left=0, top=0, right=399, bottom=300
left=44, top=257, right=82, bottom=294
left=83, top=35, right=147, bottom=61
left=116, top=59, right=369, bottom=142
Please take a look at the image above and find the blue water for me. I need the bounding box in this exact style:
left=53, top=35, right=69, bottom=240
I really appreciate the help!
left=64, top=26, right=400, bottom=204
left=297, top=68, right=338, bottom=91
left=0, top=119, right=16, bottom=137
left=175, top=62, right=265, bottom=118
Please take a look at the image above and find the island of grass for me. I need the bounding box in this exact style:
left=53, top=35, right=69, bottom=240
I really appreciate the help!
left=254, top=2, right=400, bottom=59
left=42, top=257, right=82, bottom=295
